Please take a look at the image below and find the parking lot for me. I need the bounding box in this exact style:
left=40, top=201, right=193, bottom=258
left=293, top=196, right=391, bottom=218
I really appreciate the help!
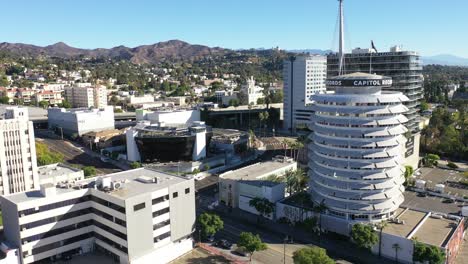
left=402, top=191, right=466, bottom=215
left=414, top=167, right=468, bottom=198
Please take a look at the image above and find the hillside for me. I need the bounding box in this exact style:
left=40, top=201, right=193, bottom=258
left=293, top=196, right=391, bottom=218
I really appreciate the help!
left=0, top=40, right=227, bottom=64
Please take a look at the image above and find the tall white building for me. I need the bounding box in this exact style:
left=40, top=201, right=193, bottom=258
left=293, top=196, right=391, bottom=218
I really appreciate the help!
left=0, top=168, right=196, bottom=264
left=308, top=73, right=409, bottom=222
left=283, top=55, right=327, bottom=132
left=65, top=86, right=107, bottom=109
left=0, top=107, right=39, bottom=195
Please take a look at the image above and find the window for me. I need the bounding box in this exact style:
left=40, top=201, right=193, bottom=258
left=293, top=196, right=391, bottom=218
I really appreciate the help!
left=133, top=202, right=145, bottom=211
left=173, top=192, right=178, bottom=198
left=185, top=188, right=190, bottom=194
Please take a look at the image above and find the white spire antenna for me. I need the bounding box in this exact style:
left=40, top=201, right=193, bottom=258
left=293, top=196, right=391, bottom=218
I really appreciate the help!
left=338, top=0, right=345, bottom=75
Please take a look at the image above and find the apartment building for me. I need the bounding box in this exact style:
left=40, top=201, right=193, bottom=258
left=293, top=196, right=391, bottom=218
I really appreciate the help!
left=283, top=55, right=327, bottom=132
left=0, top=107, right=39, bottom=195
left=65, top=86, right=107, bottom=108
left=33, top=90, right=63, bottom=106
left=0, top=168, right=196, bottom=264
left=48, top=106, right=115, bottom=137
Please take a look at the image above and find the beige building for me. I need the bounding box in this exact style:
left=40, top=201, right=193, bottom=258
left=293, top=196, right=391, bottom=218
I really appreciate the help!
left=0, top=107, right=39, bottom=195
left=33, top=90, right=63, bottom=106
left=65, top=85, right=107, bottom=108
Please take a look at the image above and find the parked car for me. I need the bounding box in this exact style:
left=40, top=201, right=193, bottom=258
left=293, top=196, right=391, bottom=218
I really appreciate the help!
left=234, top=246, right=249, bottom=257
left=443, top=198, right=456, bottom=203
left=417, top=192, right=427, bottom=197
left=214, top=239, right=232, bottom=250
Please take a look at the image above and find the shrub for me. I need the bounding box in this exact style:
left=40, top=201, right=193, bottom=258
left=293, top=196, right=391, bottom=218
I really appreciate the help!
left=447, top=162, right=458, bottom=169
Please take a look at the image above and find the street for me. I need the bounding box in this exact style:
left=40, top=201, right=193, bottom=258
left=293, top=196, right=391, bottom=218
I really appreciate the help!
left=35, top=129, right=122, bottom=175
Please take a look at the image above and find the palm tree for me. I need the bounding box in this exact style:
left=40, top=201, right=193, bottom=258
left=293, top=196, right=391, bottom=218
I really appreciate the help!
left=376, top=220, right=388, bottom=258
left=313, top=200, right=327, bottom=244
left=392, top=243, right=401, bottom=264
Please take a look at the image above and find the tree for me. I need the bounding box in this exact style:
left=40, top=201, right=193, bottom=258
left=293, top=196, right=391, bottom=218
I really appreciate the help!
left=0, top=96, right=10, bottom=104
left=420, top=101, right=429, bottom=111
left=313, top=201, right=328, bottom=243
left=60, top=100, right=72, bottom=108
left=258, top=111, right=269, bottom=137
left=403, top=166, right=414, bottom=186
left=413, top=240, right=446, bottom=264
left=249, top=197, right=275, bottom=221
left=82, top=166, right=97, bottom=177
left=198, top=212, right=224, bottom=241
left=423, top=153, right=440, bottom=167
left=257, top=97, right=265, bottom=105
left=130, top=161, right=142, bottom=169
left=375, top=221, right=388, bottom=258
left=292, top=247, right=334, bottom=264
left=228, top=98, right=240, bottom=107
left=351, top=223, right=379, bottom=250
left=35, top=141, right=64, bottom=166
left=237, top=232, right=267, bottom=262
left=38, top=100, right=49, bottom=109
left=0, top=74, right=9, bottom=86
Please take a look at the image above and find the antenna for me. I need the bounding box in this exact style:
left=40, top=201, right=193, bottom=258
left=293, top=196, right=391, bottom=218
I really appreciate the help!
left=338, top=0, right=345, bottom=75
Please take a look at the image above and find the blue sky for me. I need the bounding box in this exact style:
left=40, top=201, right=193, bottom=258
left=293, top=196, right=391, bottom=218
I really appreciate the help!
left=1, top=0, right=467, bottom=57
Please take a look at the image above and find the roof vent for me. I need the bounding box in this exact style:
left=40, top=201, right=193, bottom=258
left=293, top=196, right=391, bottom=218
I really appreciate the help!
left=136, top=176, right=158, bottom=184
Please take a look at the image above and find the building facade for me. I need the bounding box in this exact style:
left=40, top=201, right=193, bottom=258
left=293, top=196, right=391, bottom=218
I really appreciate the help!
left=283, top=55, right=327, bottom=132
left=308, top=73, right=409, bottom=222
left=327, top=46, right=423, bottom=168
left=0, top=168, right=196, bottom=264
left=0, top=107, right=39, bottom=195
left=48, top=106, right=115, bottom=137
left=65, top=86, right=107, bottom=109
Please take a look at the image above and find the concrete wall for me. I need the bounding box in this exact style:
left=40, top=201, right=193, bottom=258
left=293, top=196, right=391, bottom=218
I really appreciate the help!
left=371, top=232, right=414, bottom=264
left=168, top=179, right=196, bottom=242
left=48, top=107, right=115, bottom=136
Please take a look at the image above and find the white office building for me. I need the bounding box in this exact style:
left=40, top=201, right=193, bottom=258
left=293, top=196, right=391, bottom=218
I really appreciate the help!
left=308, top=73, right=409, bottom=222
left=0, top=107, right=39, bottom=195
left=135, top=109, right=200, bottom=126
left=65, top=86, right=108, bottom=109
left=0, top=168, right=196, bottom=264
left=283, top=55, right=327, bottom=132
left=48, top=106, right=115, bottom=137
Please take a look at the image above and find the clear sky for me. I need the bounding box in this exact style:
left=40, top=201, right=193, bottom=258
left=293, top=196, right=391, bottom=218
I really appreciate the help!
left=1, top=0, right=467, bottom=57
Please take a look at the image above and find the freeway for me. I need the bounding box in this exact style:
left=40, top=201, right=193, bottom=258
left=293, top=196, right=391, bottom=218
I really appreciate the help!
left=35, top=130, right=121, bottom=175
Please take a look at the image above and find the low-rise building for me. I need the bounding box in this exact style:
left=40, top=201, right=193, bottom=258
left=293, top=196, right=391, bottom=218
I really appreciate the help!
left=48, top=106, right=115, bottom=137
left=38, top=163, right=84, bottom=185
left=218, top=158, right=296, bottom=211
left=166, top=97, right=187, bottom=106
left=33, top=90, right=63, bottom=106
left=0, top=168, right=196, bottom=264
left=128, top=95, right=154, bottom=105
left=135, top=109, right=200, bottom=126
left=82, top=129, right=127, bottom=150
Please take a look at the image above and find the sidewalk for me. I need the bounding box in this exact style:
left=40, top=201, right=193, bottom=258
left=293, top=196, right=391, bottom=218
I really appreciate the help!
left=213, top=206, right=394, bottom=264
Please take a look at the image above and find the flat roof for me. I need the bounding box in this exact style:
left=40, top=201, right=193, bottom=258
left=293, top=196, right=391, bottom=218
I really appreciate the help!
left=384, top=208, right=460, bottom=247
left=38, top=163, right=82, bottom=179
left=414, top=217, right=457, bottom=247
left=4, top=168, right=189, bottom=204
left=385, top=209, right=426, bottom=238
left=219, top=160, right=295, bottom=181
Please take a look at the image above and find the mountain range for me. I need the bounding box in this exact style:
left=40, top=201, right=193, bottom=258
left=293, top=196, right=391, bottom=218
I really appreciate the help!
left=1, top=40, right=468, bottom=66
left=0, top=40, right=226, bottom=64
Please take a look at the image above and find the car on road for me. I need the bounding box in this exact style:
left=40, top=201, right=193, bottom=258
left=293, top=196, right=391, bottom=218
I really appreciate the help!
left=213, top=239, right=232, bottom=250
left=443, top=198, right=456, bottom=203
left=417, top=192, right=427, bottom=197
left=234, top=246, right=249, bottom=257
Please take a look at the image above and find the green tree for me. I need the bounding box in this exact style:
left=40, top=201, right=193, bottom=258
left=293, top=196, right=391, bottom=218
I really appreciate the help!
left=0, top=96, right=10, bottom=104
left=35, top=141, right=64, bottom=166
left=293, top=247, right=334, bottom=264
left=130, top=161, right=142, bottom=169
left=249, top=197, right=275, bottom=221
left=0, top=74, right=9, bottom=86
left=82, top=166, right=97, bottom=177
left=198, top=212, right=224, bottom=240
left=420, top=100, right=429, bottom=111
left=60, top=100, right=72, bottom=108
left=237, top=232, right=267, bottom=262
left=413, top=240, right=445, bottom=264
left=404, top=165, right=414, bottom=186
left=351, top=223, right=379, bottom=250
left=375, top=221, right=388, bottom=258
left=228, top=98, right=240, bottom=107
left=423, top=153, right=440, bottom=167
left=259, top=111, right=269, bottom=137
left=38, top=101, right=49, bottom=109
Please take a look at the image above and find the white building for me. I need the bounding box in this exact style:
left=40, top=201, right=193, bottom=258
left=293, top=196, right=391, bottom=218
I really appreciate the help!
left=37, top=163, right=84, bottom=186
left=0, top=168, right=196, bottom=264
left=218, top=158, right=296, bottom=211
left=65, top=86, right=107, bottom=109
left=33, top=90, right=63, bottom=106
left=241, top=76, right=264, bottom=105
left=308, top=73, right=409, bottom=222
left=128, top=95, right=155, bottom=105
left=0, top=107, right=39, bottom=195
left=283, top=55, right=327, bottom=131
left=135, top=109, right=200, bottom=126
left=48, top=106, right=115, bottom=137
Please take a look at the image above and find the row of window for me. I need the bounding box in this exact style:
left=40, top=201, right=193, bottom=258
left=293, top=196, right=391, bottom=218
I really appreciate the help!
left=153, top=219, right=170, bottom=230
left=153, top=231, right=171, bottom=243
left=153, top=207, right=170, bottom=218
left=19, top=195, right=126, bottom=217
left=29, top=232, right=94, bottom=256
left=22, top=219, right=93, bottom=244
